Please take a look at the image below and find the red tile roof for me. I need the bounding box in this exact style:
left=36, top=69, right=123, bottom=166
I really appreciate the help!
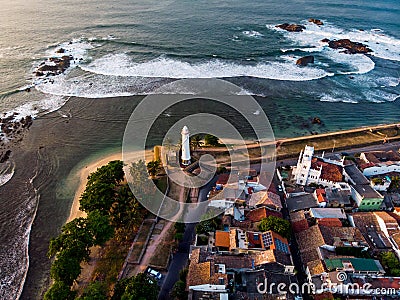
left=311, top=158, right=343, bottom=182
left=292, top=219, right=309, bottom=233
left=215, top=231, right=230, bottom=248
left=245, top=207, right=283, bottom=223
left=317, top=218, right=342, bottom=227
left=315, top=188, right=327, bottom=203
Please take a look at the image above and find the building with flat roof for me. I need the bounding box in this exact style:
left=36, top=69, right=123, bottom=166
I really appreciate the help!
left=286, top=193, right=319, bottom=212
left=351, top=184, right=384, bottom=211
left=344, top=163, right=384, bottom=210
left=310, top=207, right=346, bottom=219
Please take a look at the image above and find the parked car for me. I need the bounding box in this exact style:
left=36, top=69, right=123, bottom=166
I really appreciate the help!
left=147, top=267, right=162, bottom=280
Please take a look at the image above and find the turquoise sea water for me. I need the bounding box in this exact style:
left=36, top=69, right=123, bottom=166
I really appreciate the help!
left=0, top=0, right=399, bottom=299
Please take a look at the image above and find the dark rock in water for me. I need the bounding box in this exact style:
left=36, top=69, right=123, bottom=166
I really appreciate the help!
left=349, top=76, right=354, bottom=79
left=296, top=55, right=314, bottom=66
left=37, top=64, right=59, bottom=73
left=36, top=54, right=73, bottom=77
left=276, top=23, right=306, bottom=32
left=56, top=48, right=65, bottom=53
left=311, top=117, right=322, bottom=125
left=308, top=18, right=323, bottom=25
left=328, top=39, right=372, bottom=54
left=321, top=38, right=330, bottom=43
left=0, top=150, right=11, bottom=163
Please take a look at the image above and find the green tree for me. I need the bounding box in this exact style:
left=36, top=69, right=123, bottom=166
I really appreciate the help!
left=129, top=160, right=156, bottom=205
left=111, top=278, right=129, bottom=300
left=110, top=185, right=142, bottom=240
left=87, top=210, right=114, bottom=245
left=50, top=251, right=82, bottom=285
left=204, top=134, right=220, bottom=147
left=174, top=222, right=186, bottom=233
left=196, top=216, right=220, bottom=235
left=121, top=273, right=159, bottom=300
left=258, top=216, right=291, bottom=239
left=79, top=182, right=115, bottom=213
left=86, top=160, right=124, bottom=187
left=170, top=280, right=187, bottom=300
left=48, top=218, right=94, bottom=262
left=190, top=135, right=203, bottom=150
left=380, top=252, right=400, bottom=276
left=179, top=268, right=188, bottom=283
left=77, top=281, right=107, bottom=300
left=44, top=281, right=76, bottom=300
left=147, top=160, right=162, bottom=178
left=175, top=232, right=184, bottom=241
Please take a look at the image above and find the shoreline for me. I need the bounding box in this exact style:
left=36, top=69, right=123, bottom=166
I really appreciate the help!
left=65, top=121, right=400, bottom=225
left=66, top=152, right=123, bottom=223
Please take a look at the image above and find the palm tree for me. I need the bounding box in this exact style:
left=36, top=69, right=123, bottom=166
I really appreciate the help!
left=147, top=160, right=161, bottom=178
left=190, top=135, right=203, bottom=150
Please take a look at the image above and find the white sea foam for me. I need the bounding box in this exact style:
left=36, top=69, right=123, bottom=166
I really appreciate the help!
left=242, top=30, right=263, bottom=38
left=0, top=173, right=13, bottom=186
left=80, top=54, right=331, bottom=81
left=320, top=94, right=358, bottom=104
left=376, top=76, right=400, bottom=87
left=44, top=38, right=93, bottom=60
left=324, top=49, right=375, bottom=74
left=363, top=90, right=400, bottom=103
left=0, top=160, right=15, bottom=186
left=269, top=21, right=400, bottom=64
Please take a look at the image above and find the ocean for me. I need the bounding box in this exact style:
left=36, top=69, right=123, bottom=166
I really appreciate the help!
left=0, top=0, right=399, bottom=299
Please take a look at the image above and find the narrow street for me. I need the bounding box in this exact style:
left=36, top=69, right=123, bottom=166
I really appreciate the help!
left=158, top=177, right=217, bottom=300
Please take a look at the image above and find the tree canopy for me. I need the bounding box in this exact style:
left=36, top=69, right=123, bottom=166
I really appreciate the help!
left=117, top=273, right=159, bottom=300
left=77, top=281, right=107, bottom=300
left=258, top=216, right=291, bottom=239
left=147, top=160, right=162, bottom=178
left=44, top=281, right=76, bottom=300
left=380, top=252, right=400, bottom=276
left=204, top=134, right=220, bottom=147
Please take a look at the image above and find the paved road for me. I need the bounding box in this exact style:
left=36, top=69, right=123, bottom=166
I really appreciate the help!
left=158, top=177, right=217, bottom=300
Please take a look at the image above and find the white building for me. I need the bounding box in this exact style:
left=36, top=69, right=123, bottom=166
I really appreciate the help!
left=293, top=145, right=345, bottom=187
left=181, top=125, right=191, bottom=165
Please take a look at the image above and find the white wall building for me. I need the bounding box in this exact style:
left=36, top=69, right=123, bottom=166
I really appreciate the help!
left=293, top=145, right=344, bottom=187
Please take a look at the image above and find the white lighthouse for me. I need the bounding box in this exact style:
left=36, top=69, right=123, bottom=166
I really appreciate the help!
left=181, top=126, right=191, bottom=166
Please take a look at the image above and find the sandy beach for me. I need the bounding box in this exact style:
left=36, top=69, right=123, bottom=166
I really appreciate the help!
left=66, top=152, right=123, bottom=223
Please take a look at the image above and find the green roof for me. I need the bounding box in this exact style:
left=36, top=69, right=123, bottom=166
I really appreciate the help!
left=324, top=258, right=380, bottom=272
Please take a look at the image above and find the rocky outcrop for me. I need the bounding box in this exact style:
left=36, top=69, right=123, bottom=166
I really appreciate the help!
left=311, top=117, right=322, bottom=125
left=37, top=55, right=73, bottom=75
left=296, top=55, right=314, bottom=66
left=0, top=114, right=33, bottom=146
left=308, top=18, right=323, bottom=26
left=327, top=39, right=372, bottom=54
left=276, top=23, right=306, bottom=32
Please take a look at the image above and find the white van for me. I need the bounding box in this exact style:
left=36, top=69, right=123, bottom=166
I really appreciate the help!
left=147, top=267, right=162, bottom=280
